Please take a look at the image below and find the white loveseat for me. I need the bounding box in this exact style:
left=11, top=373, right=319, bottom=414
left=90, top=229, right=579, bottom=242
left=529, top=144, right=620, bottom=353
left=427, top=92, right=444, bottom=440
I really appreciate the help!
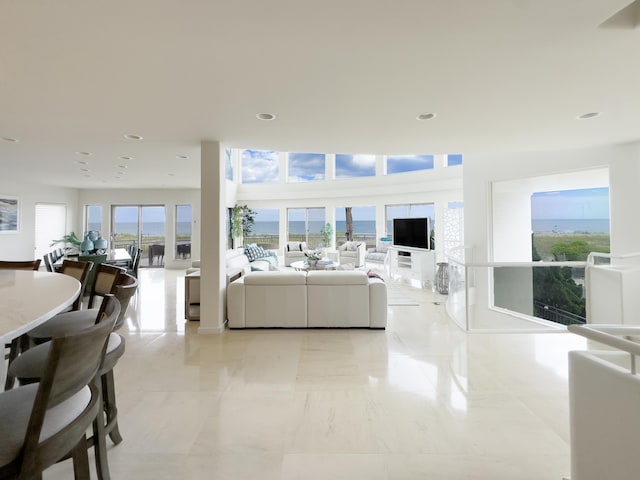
left=227, top=270, right=387, bottom=329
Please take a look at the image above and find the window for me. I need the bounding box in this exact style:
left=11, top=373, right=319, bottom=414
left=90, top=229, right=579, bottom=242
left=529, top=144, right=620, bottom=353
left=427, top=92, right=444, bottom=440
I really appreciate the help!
left=335, top=206, right=376, bottom=248
left=287, top=208, right=325, bottom=249
left=245, top=208, right=280, bottom=249
left=85, top=205, right=102, bottom=234
left=385, top=203, right=435, bottom=239
left=241, top=149, right=279, bottom=184
left=447, top=154, right=463, bottom=166
left=335, top=154, right=376, bottom=179
left=175, top=205, right=192, bottom=260
left=386, top=155, right=434, bottom=174
left=112, top=205, right=166, bottom=267
left=288, top=153, right=325, bottom=182
left=225, top=148, right=233, bottom=181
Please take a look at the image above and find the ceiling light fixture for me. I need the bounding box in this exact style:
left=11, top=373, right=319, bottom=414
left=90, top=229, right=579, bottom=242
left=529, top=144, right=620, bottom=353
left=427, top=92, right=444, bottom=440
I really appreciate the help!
left=75, top=160, right=89, bottom=165
left=117, top=164, right=128, bottom=169
left=76, top=151, right=92, bottom=156
left=120, top=156, right=133, bottom=161
left=167, top=173, right=175, bottom=177
left=176, top=154, right=189, bottom=159
left=577, top=112, right=601, bottom=119
left=1, top=137, right=19, bottom=143
left=256, top=112, right=276, bottom=121
left=124, top=134, right=143, bottom=140
left=416, top=113, right=437, bottom=121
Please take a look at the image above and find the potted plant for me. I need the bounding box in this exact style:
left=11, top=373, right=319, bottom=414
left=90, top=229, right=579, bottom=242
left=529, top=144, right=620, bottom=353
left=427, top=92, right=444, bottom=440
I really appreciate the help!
left=319, top=222, right=333, bottom=249
left=50, top=232, right=82, bottom=255
left=304, top=249, right=323, bottom=267
left=231, top=204, right=256, bottom=248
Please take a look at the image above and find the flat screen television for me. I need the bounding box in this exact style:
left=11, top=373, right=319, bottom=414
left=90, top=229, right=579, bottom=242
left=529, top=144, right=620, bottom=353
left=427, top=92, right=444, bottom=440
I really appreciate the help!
left=392, top=217, right=430, bottom=250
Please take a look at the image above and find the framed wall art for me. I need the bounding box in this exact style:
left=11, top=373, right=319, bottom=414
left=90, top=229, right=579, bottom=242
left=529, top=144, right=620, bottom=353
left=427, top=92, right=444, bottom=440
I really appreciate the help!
left=0, top=195, right=19, bottom=233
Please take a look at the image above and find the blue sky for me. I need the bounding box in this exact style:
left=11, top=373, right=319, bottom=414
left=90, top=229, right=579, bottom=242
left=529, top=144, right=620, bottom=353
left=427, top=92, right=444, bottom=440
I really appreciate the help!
left=241, top=150, right=451, bottom=182
left=531, top=187, right=610, bottom=219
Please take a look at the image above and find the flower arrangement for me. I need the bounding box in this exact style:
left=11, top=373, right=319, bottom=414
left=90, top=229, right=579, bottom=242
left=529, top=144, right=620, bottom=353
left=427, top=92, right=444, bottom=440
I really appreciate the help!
left=304, top=249, right=323, bottom=261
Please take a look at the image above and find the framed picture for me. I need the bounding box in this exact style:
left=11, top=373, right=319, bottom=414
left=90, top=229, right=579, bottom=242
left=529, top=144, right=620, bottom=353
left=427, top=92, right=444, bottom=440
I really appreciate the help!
left=0, top=195, right=19, bottom=233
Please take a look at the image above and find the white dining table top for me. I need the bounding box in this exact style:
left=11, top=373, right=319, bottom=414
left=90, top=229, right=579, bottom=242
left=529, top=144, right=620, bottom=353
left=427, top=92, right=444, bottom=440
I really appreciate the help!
left=0, top=270, right=80, bottom=343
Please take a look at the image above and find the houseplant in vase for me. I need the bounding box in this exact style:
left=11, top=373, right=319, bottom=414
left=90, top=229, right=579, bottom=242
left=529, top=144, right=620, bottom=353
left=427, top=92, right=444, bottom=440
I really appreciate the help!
left=50, top=232, right=82, bottom=255
left=231, top=204, right=256, bottom=249
left=319, top=222, right=333, bottom=251
left=304, top=249, right=323, bottom=268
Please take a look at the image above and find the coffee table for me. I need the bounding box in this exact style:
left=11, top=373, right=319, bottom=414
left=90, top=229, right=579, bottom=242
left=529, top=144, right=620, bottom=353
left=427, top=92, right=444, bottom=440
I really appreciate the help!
left=290, top=260, right=338, bottom=271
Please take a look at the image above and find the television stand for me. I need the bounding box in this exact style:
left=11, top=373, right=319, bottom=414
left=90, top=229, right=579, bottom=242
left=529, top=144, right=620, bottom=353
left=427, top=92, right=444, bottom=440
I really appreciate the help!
left=388, top=246, right=435, bottom=288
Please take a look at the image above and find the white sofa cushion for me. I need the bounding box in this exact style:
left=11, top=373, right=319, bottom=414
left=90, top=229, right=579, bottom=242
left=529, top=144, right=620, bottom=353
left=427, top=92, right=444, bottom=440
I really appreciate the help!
left=232, top=271, right=308, bottom=328
left=307, top=271, right=370, bottom=327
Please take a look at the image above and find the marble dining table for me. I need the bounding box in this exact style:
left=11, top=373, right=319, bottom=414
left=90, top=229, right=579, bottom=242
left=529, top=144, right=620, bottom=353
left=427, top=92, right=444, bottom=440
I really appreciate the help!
left=0, top=270, right=80, bottom=390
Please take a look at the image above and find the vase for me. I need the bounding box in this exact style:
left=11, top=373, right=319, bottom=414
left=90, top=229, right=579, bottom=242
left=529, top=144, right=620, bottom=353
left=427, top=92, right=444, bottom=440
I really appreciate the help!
left=307, top=259, right=318, bottom=268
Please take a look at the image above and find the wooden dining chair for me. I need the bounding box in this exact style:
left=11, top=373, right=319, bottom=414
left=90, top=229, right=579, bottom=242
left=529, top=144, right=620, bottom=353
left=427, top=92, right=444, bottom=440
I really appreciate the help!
left=60, top=259, right=93, bottom=311
left=24, top=274, right=138, bottom=445
left=0, top=296, right=119, bottom=480
left=88, top=263, right=126, bottom=309
left=0, top=259, right=41, bottom=270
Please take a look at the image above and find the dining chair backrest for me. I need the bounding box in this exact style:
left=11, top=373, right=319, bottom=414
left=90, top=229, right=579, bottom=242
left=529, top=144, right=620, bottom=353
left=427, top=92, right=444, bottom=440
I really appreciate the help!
left=112, top=273, right=138, bottom=330
left=42, top=253, right=54, bottom=272
left=88, top=263, right=126, bottom=309
left=127, top=248, right=142, bottom=278
left=79, top=253, right=107, bottom=293
left=0, top=259, right=41, bottom=270
left=4, top=296, right=119, bottom=479
left=60, top=260, right=93, bottom=310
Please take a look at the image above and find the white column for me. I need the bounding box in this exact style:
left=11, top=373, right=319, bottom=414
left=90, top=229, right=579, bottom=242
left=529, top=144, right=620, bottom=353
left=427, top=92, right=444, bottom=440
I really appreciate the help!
left=198, top=140, right=226, bottom=334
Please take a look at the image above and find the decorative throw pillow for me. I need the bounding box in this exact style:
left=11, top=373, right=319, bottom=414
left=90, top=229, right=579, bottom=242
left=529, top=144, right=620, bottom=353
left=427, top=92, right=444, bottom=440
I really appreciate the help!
left=347, top=242, right=358, bottom=251
left=245, top=244, right=265, bottom=262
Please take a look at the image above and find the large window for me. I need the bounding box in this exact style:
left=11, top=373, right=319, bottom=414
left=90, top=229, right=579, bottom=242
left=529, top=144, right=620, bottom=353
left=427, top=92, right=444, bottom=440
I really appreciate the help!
left=287, top=208, right=325, bottom=249
left=245, top=208, right=280, bottom=249
left=385, top=203, right=435, bottom=245
left=335, top=206, right=376, bottom=248
left=85, top=205, right=102, bottom=234
left=175, top=205, right=192, bottom=260
left=386, top=155, right=434, bottom=174
left=241, top=149, right=279, bottom=184
left=288, top=153, right=325, bottom=182
left=447, top=154, right=463, bottom=166
left=335, top=154, right=376, bottom=179
left=112, top=205, right=166, bottom=267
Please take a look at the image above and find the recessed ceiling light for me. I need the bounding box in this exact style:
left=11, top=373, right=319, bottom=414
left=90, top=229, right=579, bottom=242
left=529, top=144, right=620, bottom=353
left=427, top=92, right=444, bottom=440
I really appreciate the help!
left=577, top=112, right=601, bottom=119
left=116, top=171, right=125, bottom=175
left=1, top=137, right=18, bottom=143
left=176, top=154, right=189, bottom=159
left=416, top=113, right=437, bottom=120
left=75, top=160, right=89, bottom=165
left=167, top=173, right=175, bottom=177
left=84, top=174, right=91, bottom=178
left=117, top=164, right=128, bottom=169
left=76, top=151, right=92, bottom=156
left=120, top=156, right=133, bottom=161
left=80, top=168, right=90, bottom=172
left=256, top=112, right=276, bottom=121
left=124, top=134, right=143, bottom=140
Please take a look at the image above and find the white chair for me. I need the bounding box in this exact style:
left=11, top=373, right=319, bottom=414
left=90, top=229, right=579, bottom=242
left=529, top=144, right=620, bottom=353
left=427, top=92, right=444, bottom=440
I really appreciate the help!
left=284, top=241, right=307, bottom=266
left=337, top=241, right=366, bottom=267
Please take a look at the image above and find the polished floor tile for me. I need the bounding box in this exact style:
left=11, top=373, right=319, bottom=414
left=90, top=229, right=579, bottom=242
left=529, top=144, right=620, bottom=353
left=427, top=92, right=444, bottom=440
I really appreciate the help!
left=43, top=267, right=584, bottom=479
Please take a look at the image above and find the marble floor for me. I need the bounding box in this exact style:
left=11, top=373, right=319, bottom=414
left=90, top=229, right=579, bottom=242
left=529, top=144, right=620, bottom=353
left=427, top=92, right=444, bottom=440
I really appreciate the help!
left=44, top=267, right=588, bottom=479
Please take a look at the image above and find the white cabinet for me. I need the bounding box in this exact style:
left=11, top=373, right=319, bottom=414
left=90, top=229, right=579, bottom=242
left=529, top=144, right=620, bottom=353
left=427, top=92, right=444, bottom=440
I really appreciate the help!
left=388, top=247, right=435, bottom=288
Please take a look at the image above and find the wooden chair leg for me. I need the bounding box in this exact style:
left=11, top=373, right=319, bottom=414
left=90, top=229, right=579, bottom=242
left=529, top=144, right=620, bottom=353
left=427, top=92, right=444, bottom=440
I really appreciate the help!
left=92, top=391, right=112, bottom=480
left=102, top=370, right=123, bottom=444
left=71, top=436, right=91, bottom=480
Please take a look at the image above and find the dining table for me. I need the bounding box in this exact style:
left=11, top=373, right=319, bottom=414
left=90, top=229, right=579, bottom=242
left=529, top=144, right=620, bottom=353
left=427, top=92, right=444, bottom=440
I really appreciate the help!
left=0, top=270, right=80, bottom=390
left=52, top=248, right=132, bottom=269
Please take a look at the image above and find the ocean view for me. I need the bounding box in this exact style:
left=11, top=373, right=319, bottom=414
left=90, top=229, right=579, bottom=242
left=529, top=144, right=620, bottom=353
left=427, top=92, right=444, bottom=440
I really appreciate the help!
left=90, top=222, right=192, bottom=236
left=531, top=218, right=609, bottom=234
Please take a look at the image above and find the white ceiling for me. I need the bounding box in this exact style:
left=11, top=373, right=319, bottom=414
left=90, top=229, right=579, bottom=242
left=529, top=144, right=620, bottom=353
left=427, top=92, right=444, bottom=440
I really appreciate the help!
left=1, top=0, right=639, bottom=189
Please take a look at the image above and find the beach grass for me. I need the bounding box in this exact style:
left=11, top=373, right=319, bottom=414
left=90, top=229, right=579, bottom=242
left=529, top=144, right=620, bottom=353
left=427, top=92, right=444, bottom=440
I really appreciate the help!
left=533, top=232, right=610, bottom=261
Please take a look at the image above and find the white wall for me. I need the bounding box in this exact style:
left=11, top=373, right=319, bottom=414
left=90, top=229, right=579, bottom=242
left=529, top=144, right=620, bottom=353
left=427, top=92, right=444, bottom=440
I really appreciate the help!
left=78, top=188, right=200, bottom=269
left=0, top=179, right=78, bottom=261
left=463, top=141, right=640, bottom=330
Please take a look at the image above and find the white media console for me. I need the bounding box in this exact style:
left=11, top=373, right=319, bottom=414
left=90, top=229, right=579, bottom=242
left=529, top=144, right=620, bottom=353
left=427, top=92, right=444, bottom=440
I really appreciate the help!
left=387, top=246, right=436, bottom=288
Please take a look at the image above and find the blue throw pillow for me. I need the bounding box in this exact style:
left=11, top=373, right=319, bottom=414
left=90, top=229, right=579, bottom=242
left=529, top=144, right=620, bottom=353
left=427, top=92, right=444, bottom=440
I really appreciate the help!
left=245, top=244, right=267, bottom=262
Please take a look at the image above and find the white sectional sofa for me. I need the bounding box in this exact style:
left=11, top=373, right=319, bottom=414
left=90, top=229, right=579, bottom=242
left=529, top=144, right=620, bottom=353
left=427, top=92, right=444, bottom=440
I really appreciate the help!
left=227, top=270, right=387, bottom=329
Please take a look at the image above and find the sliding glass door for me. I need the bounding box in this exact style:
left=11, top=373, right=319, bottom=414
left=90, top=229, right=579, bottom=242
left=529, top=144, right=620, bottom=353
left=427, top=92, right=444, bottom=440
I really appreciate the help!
left=287, top=207, right=325, bottom=249
left=112, top=205, right=166, bottom=267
